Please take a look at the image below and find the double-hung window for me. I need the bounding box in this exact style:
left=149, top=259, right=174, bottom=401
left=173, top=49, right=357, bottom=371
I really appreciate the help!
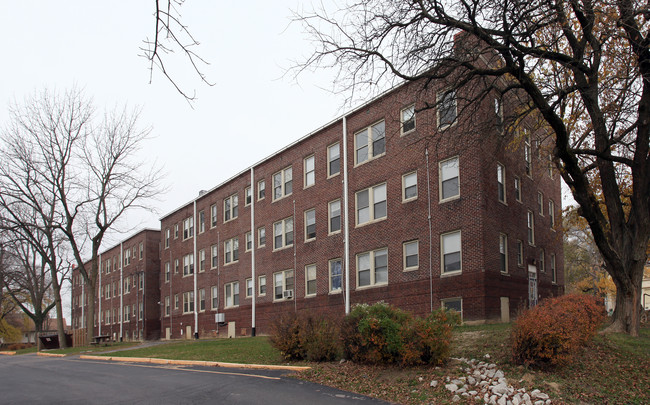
left=183, top=216, right=194, bottom=240
left=538, top=192, right=544, bottom=215
left=305, top=264, right=317, bottom=296
left=199, top=289, right=205, bottom=311
left=164, top=296, right=170, bottom=316
left=273, top=167, right=293, bottom=200
left=225, top=282, right=239, bottom=308
left=258, top=275, right=266, bottom=295
left=438, top=90, right=457, bottom=128
left=273, top=270, right=294, bottom=300
left=182, top=291, right=194, bottom=314
left=440, top=157, right=459, bottom=201
left=164, top=262, right=170, bottom=282
left=211, top=204, right=218, bottom=227
left=211, top=286, right=219, bottom=309
left=304, top=155, right=315, bottom=188
left=258, top=179, right=265, bottom=200
left=328, top=200, right=341, bottom=234
left=401, top=104, right=416, bottom=134
left=354, top=120, right=385, bottom=165
left=357, top=248, right=388, bottom=287
left=245, top=232, right=252, bottom=251
left=403, top=240, right=419, bottom=271
left=199, top=249, right=206, bottom=272
left=273, top=217, right=294, bottom=250
left=441, top=230, right=462, bottom=274
left=327, top=143, right=340, bottom=176
left=539, top=249, right=545, bottom=272
left=224, top=194, right=238, bottom=222
left=245, top=279, right=253, bottom=298
left=198, top=211, right=205, bottom=233
left=211, top=244, right=218, bottom=269
left=527, top=211, right=535, bottom=245
left=356, top=183, right=387, bottom=226
left=305, top=209, right=316, bottom=241
left=499, top=234, right=508, bottom=273
left=245, top=187, right=252, bottom=206
left=258, top=227, right=266, bottom=247
left=183, top=253, right=194, bottom=276
left=402, top=172, right=417, bottom=202
left=224, top=238, right=239, bottom=264
left=551, top=253, right=557, bottom=283
left=514, top=176, right=522, bottom=202
left=524, top=131, right=532, bottom=176
left=497, top=163, right=506, bottom=203
left=516, top=240, right=524, bottom=266
left=549, top=200, right=555, bottom=228
left=329, top=259, right=342, bottom=292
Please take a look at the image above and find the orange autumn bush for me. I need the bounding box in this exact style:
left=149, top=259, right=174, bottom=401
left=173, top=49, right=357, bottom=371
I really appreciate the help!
left=511, top=294, right=606, bottom=368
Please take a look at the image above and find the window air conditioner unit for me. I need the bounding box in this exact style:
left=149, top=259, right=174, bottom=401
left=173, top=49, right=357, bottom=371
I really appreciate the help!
left=283, top=290, right=294, bottom=299
left=215, top=313, right=225, bottom=323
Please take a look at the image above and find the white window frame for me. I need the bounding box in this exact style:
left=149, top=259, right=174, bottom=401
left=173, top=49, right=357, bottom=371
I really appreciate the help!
left=245, top=278, right=253, bottom=298
left=304, top=155, right=315, bottom=188
left=402, top=171, right=418, bottom=202
left=198, top=210, right=205, bottom=234
left=304, top=208, right=316, bottom=241
left=199, top=249, right=206, bottom=272
left=164, top=262, right=170, bottom=283
left=211, top=204, right=218, bottom=228
left=273, top=217, right=294, bottom=250
left=258, top=226, right=266, bottom=247
left=211, top=244, right=218, bottom=269
left=441, top=297, right=463, bottom=321
left=516, top=239, right=524, bottom=267
left=328, top=199, right=341, bottom=234
left=524, top=130, right=532, bottom=177
left=183, top=216, right=194, bottom=240
left=174, top=223, right=179, bottom=239
left=272, top=166, right=293, bottom=201
left=403, top=240, right=419, bottom=271
left=356, top=248, right=388, bottom=288
left=401, top=104, right=416, bottom=135
left=224, top=237, right=239, bottom=265
left=499, top=233, right=508, bottom=274
left=329, top=259, right=343, bottom=293
left=327, top=142, right=340, bottom=177
left=305, top=264, right=317, bottom=297
left=437, top=89, right=457, bottom=129
left=182, top=291, right=194, bottom=314
left=164, top=296, right=170, bottom=316
left=439, top=157, right=460, bottom=202
left=354, top=120, right=386, bottom=165
left=273, top=269, right=294, bottom=301
left=224, top=194, right=238, bottom=222
left=514, top=176, right=522, bottom=202
left=538, top=192, right=544, bottom=216
left=211, top=286, right=219, bottom=309
left=551, top=253, right=557, bottom=283
left=183, top=253, right=194, bottom=276
left=441, top=230, right=462, bottom=275
left=245, top=186, right=252, bottom=206
left=355, top=182, right=387, bottom=226
left=527, top=211, right=535, bottom=246
left=497, top=163, right=506, bottom=203
left=139, top=242, right=144, bottom=259
left=539, top=249, right=545, bottom=272
left=224, top=281, right=240, bottom=308
left=258, top=275, right=267, bottom=296
left=199, top=288, right=206, bottom=312
left=549, top=200, right=555, bottom=228
left=245, top=232, right=252, bottom=252
left=495, top=97, right=504, bottom=134
left=174, top=258, right=179, bottom=274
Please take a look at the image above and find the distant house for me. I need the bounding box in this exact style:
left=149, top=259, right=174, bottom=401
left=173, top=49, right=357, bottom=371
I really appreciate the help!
left=22, top=318, right=68, bottom=344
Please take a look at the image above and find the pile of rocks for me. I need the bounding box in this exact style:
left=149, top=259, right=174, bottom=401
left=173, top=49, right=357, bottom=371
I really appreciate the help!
left=431, top=357, right=552, bottom=404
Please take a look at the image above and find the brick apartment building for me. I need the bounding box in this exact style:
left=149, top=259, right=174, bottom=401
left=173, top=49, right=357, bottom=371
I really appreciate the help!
left=158, top=76, right=563, bottom=340
left=71, top=229, right=161, bottom=341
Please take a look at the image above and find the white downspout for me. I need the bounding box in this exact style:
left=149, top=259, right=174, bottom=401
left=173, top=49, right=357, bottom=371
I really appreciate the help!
left=98, top=254, right=102, bottom=336
left=250, top=167, right=256, bottom=336
left=342, top=116, right=351, bottom=314
left=119, top=242, right=123, bottom=341
left=193, top=200, right=198, bottom=339
left=426, top=148, right=434, bottom=312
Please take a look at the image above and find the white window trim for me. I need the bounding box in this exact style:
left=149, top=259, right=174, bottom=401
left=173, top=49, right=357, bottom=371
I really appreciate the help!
left=353, top=119, right=386, bottom=167
left=183, top=216, right=194, bottom=240
left=527, top=211, right=535, bottom=246
left=329, top=258, right=343, bottom=294
left=327, top=142, right=341, bottom=178
left=303, top=155, right=315, bottom=189
left=403, top=240, right=419, bottom=271
left=258, top=275, right=267, bottom=296
left=210, top=204, right=218, bottom=228
left=356, top=248, right=389, bottom=289
left=273, top=217, right=294, bottom=251
left=257, top=179, right=266, bottom=201
left=198, top=210, right=205, bottom=234
left=224, top=237, right=239, bottom=265
left=272, top=166, right=293, bottom=202
left=439, top=156, right=460, bottom=203
left=551, top=253, right=557, bottom=284
left=224, top=281, right=240, bottom=308
left=245, top=232, right=252, bottom=252
left=223, top=194, right=238, bottom=223
left=198, top=249, right=206, bottom=273
left=211, top=244, right=218, bottom=269
left=304, top=208, right=316, bottom=242
left=273, top=269, right=294, bottom=301
left=328, top=199, right=342, bottom=235
left=538, top=192, right=544, bottom=216
left=497, top=163, right=506, bottom=204
left=355, top=182, right=387, bottom=227
left=441, top=230, right=462, bottom=276
left=499, top=233, right=508, bottom=274
left=245, top=186, right=252, bottom=207
left=199, top=288, right=206, bottom=312
left=305, top=264, right=317, bottom=297
left=211, top=286, right=219, bottom=310
left=400, top=104, right=416, bottom=136
left=441, top=297, right=463, bottom=321
left=402, top=171, right=418, bottom=203
left=437, top=89, right=457, bottom=130
left=258, top=226, right=266, bottom=248
left=245, top=278, right=253, bottom=298
left=514, top=176, right=522, bottom=203
left=516, top=239, right=524, bottom=267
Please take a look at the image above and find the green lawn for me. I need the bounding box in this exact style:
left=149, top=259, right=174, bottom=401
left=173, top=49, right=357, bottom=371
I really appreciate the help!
left=102, top=337, right=285, bottom=365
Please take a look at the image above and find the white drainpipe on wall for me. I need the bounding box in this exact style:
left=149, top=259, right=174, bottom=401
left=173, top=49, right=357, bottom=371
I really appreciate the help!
left=98, top=253, right=102, bottom=336
left=119, top=242, right=123, bottom=341
left=250, top=167, right=256, bottom=336
left=342, top=116, right=351, bottom=315
left=193, top=200, right=198, bottom=338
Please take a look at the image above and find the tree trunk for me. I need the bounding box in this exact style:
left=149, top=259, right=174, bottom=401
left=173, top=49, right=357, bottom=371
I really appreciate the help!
left=35, top=320, right=42, bottom=351
left=605, top=261, right=644, bottom=336
left=50, top=273, right=67, bottom=349
left=85, top=277, right=96, bottom=345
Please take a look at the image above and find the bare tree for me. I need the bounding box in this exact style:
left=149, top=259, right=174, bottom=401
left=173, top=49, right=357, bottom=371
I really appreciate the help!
left=142, top=0, right=214, bottom=102
left=294, top=0, right=649, bottom=335
left=1, top=88, right=164, bottom=344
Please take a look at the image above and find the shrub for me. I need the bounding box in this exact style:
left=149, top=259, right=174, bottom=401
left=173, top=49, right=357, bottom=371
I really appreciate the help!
left=511, top=293, right=606, bottom=368
left=269, top=312, right=341, bottom=362
left=341, top=302, right=458, bottom=365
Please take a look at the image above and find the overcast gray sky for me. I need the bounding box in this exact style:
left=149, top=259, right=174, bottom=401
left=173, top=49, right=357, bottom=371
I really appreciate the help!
left=0, top=1, right=344, bottom=245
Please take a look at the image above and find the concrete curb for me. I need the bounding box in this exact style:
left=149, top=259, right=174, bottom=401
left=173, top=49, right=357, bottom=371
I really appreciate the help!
left=79, top=355, right=311, bottom=371
left=38, top=352, right=66, bottom=357
left=0, top=351, right=17, bottom=356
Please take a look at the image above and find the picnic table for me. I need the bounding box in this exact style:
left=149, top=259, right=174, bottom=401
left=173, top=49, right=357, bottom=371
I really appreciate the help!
left=91, top=335, right=111, bottom=346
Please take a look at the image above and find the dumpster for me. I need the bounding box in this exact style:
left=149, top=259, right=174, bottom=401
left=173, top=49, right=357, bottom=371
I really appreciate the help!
left=39, top=333, right=73, bottom=350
